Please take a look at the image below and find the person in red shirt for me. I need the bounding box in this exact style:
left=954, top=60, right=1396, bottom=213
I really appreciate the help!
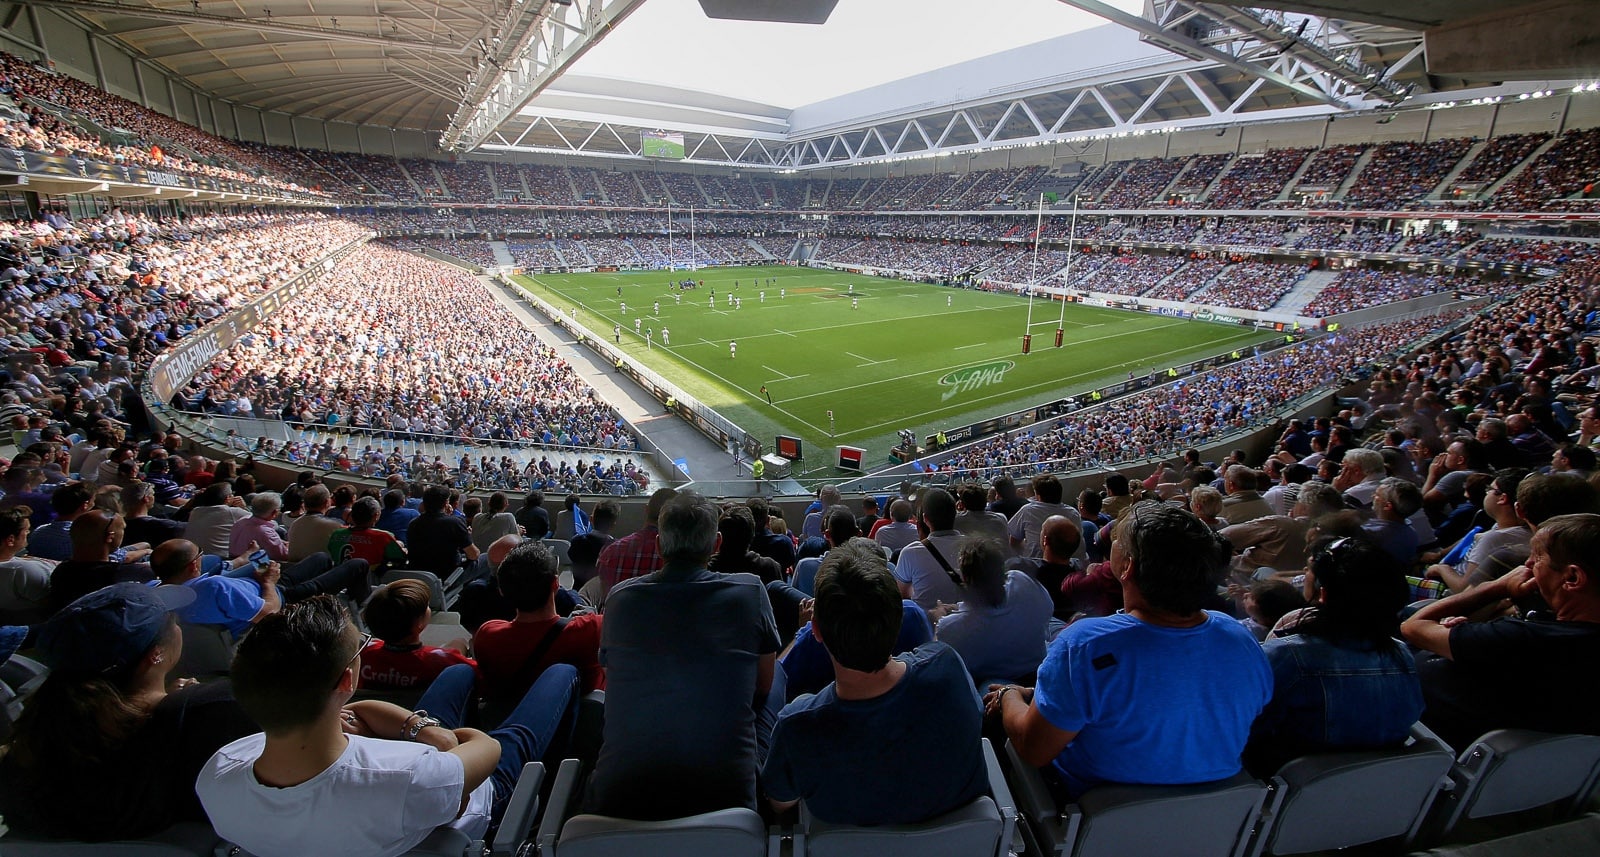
left=328, top=496, right=406, bottom=573
left=358, top=578, right=474, bottom=692
left=475, top=540, right=604, bottom=709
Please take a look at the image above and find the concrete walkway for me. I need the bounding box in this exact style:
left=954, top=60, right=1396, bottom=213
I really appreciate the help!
left=478, top=275, right=752, bottom=486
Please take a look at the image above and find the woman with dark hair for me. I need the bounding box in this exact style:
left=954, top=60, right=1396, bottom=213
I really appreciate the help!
left=471, top=491, right=520, bottom=554
left=1245, top=535, right=1424, bottom=775
left=0, top=583, right=255, bottom=840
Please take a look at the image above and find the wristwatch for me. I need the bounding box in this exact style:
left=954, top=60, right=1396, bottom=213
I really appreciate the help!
left=402, top=710, right=442, bottom=740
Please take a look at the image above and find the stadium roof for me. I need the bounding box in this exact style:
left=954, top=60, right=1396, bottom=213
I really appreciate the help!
left=27, top=0, right=1594, bottom=164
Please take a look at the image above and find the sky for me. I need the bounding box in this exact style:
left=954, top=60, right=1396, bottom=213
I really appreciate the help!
left=565, top=0, right=1147, bottom=109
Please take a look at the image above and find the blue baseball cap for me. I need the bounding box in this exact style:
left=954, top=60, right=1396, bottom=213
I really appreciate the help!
left=36, top=582, right=195, bottom=677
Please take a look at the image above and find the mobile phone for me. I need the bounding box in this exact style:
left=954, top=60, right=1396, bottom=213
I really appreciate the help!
left=248, top=549, right=270, bottom=567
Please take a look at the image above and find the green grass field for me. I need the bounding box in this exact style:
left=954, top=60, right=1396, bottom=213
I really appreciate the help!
left=514, top=265, right=1278, bottom=466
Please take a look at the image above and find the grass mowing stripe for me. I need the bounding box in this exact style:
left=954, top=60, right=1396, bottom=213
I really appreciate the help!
left=514, top=266, right=1279, bottom=459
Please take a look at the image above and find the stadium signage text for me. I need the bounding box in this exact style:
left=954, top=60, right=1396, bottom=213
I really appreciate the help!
left=940, top=360, right=1015, bottom=402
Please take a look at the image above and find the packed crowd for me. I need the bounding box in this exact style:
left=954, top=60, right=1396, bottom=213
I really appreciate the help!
left=935, top=314, right=1456, bottom=477
left=1341, top=138, right=1474, bottom=210
left=379, top=238, right=498, bottom=269
left=1072, top=252, right=1188, bottom=297
left=1447, top=132, right=1551, bottom=196
left=1300, top=269, right=1483, bottom=317
left=1207, top=148, right=1314, bottom=208
left=1140, top=256, right=1227, bottom=302
left=1185, top=260, right=1307, bottom=311
left=176, top=243, right=633, bottom=452
left=1492, top=127, right=1600, bottom=211
left=1099, top=156, right=1188, bottom=209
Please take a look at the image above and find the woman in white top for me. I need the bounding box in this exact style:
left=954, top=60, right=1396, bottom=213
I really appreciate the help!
left=184, top=482, right=251, bottom=557
left=470, top=491, right=520, bottom=554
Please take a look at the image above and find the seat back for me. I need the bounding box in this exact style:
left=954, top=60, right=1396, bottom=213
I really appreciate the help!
left=556, top=809, right=768, bottom=857
left=802, top=796, right=999, bottom=857
left=544, top=538, right=572, bottom=570
left=176, top=623, right=236, bottom=678
left=2, top=822, right=222, bottom=856
left=1071, top=773, right=1266, bottom=857
left=1446, top=730, right=1600, bottom=830
left=380, top=570, right=446, bottom=611
left=1252, top=738, right=1453, bottom=855
left=399, top=826, right=473, bottom=857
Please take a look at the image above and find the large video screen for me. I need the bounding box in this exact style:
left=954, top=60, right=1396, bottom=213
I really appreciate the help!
left=641, top=131, right=686, bottom=160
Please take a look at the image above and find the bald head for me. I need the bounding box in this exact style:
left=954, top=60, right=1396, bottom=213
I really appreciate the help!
left=488, top=533, right=524, bottom=570
left=153, top=538, right=202, bottom=582
left=69, top=510, right=122, bottom=561
left=1040, top=515, right=1082, bottom=563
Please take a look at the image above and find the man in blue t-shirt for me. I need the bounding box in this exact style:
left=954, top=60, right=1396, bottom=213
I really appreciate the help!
left=763, top=541, right=987, bottom=825
left=986, top=503, right=1271, bottom=796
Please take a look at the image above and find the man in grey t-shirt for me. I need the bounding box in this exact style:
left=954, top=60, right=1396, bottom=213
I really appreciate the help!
left=587, top=490, right=783, bottom=820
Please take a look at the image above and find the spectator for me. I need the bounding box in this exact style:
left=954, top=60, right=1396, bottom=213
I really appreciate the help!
left=514, top=490, right=549, bottom=541
left=377, top=489, right=419, bottom=545
left=358, top=579, right=475, bottom=692
left=47, top=511, right=152, bottom=614
left=892, top=488, right=967, bottom=610
left=1402, top=513, right=1600, bottom=750
left=286, top=485, right=343, bottom=562
left=568, top=500, right=619, bottom=589
left=408, top=484, right=479, bottom=577
left=761, top=541, right=986, bottom=825
left=0, top=582, right=256, bottom=840
left=199, top=596, right=579, bottom=856
left=0, top=504, right=52, bottom=621
left=935, top=538, right=1054, bottom=684
left=184, top=482, right=251, bottom=558
left=593, top=487, right=676, bottom=602
left=1246, top=536, right=1422, bottom=774
left=1008, top=474, right=1081, bottom=559
left=986, top=503, right=1271, bottom=796
left=474, top=540, right=604, bottom=706
left=328, top=496, right=407, bottom=573
left=587, top=491, right=783, bottom=819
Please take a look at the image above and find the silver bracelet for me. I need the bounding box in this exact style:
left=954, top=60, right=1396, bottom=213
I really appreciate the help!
left=401, top=710, right=442, bottom=740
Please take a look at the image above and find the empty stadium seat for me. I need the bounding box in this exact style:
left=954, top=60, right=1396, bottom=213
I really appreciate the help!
left=535, top=757, right=773, bottom=857
left=792, top=737, right=1017, bottom=857
left=1004, top=740, right=1266, bottom=857
left=544, top=538, right=573, bottom=570
left=1244, top=723, right=1455, bottom=856
left=1429, top=729, right=1600, bottom=840
left=380, top=569, right=446, bottom=611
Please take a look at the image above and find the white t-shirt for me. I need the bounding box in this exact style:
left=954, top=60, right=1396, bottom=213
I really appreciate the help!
left=198, top=733, right=494, bottom=857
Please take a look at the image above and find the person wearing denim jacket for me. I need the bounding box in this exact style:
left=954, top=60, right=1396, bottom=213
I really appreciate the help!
left=1246, top=535, right=1423, bottom=775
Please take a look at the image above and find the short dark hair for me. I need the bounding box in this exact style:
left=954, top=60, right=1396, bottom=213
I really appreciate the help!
left=592, top=500, right=620, bottom=528
left=0, top=505, right=29, bottom=541
left=1518, top=473, right=1600, bottom=527
left=957, top=484, right=987, bottom=513
left=1104, top=473, right=1130, bottom=496
left=1031, top=474, right=1063, bottom=504
left=231, top=596, right=361, bottom=733
left=746, top=497, right=772, bottom=526
left=920, top=488, right=956, bottom=531
left=421, top=484, right=450, bottom=512
left=718, top=505, right=757, bottom=554
left=350, top=496, right=381, bottom=527
left=362, top=579, right=431, bottom=642
left=813, top=542, right=902, bottom=672
left=1114, top=503, right=1229, bottom=615
left=497, top=541, right=560, bottom=611
left=826, top=506, right=860, bottom=545
left=382, top=489, right=405, bottom=510
left=50, top=481, right=93, bottom=516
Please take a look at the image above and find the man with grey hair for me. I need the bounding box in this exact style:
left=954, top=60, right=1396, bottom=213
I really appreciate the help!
left=1335, top=449, right=1387, bottom=507
left=588, top=490, right=784, bottom=820
left=1220, top=465, right=1272, bottom=525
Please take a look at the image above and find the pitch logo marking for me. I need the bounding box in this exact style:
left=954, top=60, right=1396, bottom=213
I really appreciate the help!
left=939, top=360, right=1015, bottom=402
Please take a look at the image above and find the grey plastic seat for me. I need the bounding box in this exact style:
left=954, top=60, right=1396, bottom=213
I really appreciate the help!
left=794, top=738, right=1017, bottom=857
left=380, top=569, right=447, bottom=611
left=1004, top=740, right=1266, bottom=857
left=176, top=622, right=237, bottom=679
left=543, top=538, right=573, bottom=570
left=1245, top=724, right=1455, bottom=856
left=536, top=758, right=772, bottom=857
left=1431, top=729, right=1600, bottom=839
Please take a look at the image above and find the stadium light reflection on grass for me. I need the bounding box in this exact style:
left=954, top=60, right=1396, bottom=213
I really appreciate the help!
left=515, top=265, right=1278, bottom=468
